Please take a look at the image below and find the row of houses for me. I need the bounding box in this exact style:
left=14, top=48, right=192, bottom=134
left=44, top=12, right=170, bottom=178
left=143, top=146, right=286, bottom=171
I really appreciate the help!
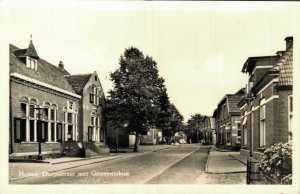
left=212, top=36, right=293, bottom=159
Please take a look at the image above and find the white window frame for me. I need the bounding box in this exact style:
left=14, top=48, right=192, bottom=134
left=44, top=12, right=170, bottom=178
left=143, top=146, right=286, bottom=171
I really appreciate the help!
left=64, top=103, right=78, bottom=142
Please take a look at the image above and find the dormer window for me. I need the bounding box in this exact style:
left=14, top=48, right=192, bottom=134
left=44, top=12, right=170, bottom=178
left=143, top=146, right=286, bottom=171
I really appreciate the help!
left=26, top=56, right=37, bottom=71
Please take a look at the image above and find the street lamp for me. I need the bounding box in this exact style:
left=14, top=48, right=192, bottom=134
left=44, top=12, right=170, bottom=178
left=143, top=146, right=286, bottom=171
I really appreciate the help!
left=34, top=105, right=44, bottom=160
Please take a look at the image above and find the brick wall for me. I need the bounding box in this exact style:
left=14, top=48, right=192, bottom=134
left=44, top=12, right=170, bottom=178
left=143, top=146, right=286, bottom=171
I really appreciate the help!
left=10, top=78, right=79, bottom=153
left=241, top=82, right=291, bottom=155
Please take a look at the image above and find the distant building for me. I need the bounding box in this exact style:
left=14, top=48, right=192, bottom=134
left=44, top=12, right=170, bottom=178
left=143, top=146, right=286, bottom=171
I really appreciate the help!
left=239, top=37, right=293, bottom=159
left=9, top=40, right=108, bottom=159
left=213, top=89, right=245, bottom=151
left=199, top=116, right=215, bottom=145
left=140, top=128, right=163, bottom=145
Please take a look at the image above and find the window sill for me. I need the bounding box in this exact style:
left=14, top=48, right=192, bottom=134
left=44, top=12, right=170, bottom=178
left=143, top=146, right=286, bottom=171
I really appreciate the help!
left=241, top=146, right=248, bottom=149
left=20, top=142, right=38, bottom=144
left=45, top=142, right=59, bottom=144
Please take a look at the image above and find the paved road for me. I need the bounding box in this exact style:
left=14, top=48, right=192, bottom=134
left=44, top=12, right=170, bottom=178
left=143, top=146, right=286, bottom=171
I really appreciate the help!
left=11, top=144, right=209, bottom=184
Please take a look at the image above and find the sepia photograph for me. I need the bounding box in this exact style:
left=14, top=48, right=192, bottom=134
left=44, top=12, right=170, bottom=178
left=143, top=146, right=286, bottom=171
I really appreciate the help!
left=0, top=1, right=299, bottom=194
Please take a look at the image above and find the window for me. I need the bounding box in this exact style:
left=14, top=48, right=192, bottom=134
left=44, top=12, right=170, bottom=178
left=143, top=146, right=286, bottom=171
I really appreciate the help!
left=40, top=121, right=48, bottom=142
left=50, top=109, right=55, bottom=120
left=68, top=113, right=73, bottom=123
left=90, top=93, right=94, bottom=103
left=30, top=120, right=35, bottom=142
left=26, top=56, right=37, bottom=70
left=91, top=117, right=94, bottom=126
left=14, top=118, right=26, bottom=142
left=243, top=127, right=247, bottom=146
left=50, top=123, right=55, bottom=142
left=100, top=128, right=104, bottom=142
left=260, top=99, right=266, bottom=147
left=90, top=86, right=101, bottom=106
left=65, top=110, right=77, bottom=142
left=288, top=95, right=293, bottom=142
left=88, top=126, right=93, bottom=141
left=95, top=118, right=99, bottom=126
left=29, top=105, right=35, bottom=118
left=67, top=125, right=73, bottom=141
left=56, top=123, right=62, bottom=142
left=43, top=108, right=49, bottom=120
left=21, top=103, right=27, bottom=117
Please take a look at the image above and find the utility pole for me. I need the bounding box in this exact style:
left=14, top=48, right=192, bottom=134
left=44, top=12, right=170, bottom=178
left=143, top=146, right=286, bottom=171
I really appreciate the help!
left=34, top=106, right=43, bottom=160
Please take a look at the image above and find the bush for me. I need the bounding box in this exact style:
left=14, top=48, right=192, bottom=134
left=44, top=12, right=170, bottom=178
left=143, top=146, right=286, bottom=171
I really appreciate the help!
left=257, top=142, right=292, bottom=184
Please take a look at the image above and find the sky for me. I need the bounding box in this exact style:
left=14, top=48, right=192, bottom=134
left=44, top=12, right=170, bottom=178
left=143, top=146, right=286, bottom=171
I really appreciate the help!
left=1, top=1, right=300, bottom=122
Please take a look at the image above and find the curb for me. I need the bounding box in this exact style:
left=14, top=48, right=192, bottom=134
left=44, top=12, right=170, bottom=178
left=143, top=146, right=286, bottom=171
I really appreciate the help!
left=228, top=154, right=247, bottom=165
left=205, top=171, right=246, bottom=174
left=51, top=154, right=116, bottom=165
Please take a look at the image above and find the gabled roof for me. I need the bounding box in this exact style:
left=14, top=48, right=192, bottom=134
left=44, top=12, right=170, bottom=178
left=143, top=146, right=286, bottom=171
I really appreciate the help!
left=227, top=94, right=244, bottom=114
left=10, top=44, right=76, bottom=94
left=65, top=74, right=93, bottom=94
left=217, top=88, right=244, bottom=116
left=276, top=42, right=293, bottom=86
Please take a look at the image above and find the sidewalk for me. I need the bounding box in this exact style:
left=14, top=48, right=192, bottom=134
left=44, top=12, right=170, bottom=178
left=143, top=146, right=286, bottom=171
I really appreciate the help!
left=198, top=146, right=247, bottom=184
left=9, top=144, right=173, bottom=182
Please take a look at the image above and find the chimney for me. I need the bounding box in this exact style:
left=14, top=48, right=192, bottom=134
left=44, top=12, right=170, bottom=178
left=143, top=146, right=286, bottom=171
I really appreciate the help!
left=59, top=60, right=64, bottom=69
left=284, top=36, right=293, bottom=50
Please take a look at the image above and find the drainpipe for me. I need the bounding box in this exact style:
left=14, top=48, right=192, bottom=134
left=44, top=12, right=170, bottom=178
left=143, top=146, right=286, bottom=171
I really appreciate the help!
left=9, top=76, right=13, bottom=154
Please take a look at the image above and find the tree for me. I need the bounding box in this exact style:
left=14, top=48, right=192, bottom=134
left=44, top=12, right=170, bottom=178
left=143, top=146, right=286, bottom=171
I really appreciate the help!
left=107, top=47, right=165, bottom=152
left=186, top=114, right=204, bottom=143
left=157, top=102, right=184, bottom=144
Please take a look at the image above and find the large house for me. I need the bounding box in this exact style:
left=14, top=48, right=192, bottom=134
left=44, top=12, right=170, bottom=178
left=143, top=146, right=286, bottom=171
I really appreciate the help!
left=239, top=37, right=293, bottom=159
left=213, top=88, right=244, bottom=151
left=9, top=40, right=109, bottom=159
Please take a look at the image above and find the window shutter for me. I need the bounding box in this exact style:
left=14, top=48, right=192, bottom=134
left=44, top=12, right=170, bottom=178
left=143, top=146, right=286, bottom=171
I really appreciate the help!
left=57, top=124, right=62, bottom=142
left=88, top=127, right=93, bottom=141
left=90, top=93, right=94, bottom=103
left=14, top=118, right=21, bottom=142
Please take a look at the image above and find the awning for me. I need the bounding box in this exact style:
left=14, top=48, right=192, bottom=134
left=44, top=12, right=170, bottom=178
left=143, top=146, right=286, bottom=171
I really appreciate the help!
left=242, top=116, right=247, bottom=125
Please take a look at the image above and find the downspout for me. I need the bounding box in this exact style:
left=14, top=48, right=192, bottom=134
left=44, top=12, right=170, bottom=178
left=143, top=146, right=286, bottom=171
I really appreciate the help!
left=9, top=75, right=13, bottom=154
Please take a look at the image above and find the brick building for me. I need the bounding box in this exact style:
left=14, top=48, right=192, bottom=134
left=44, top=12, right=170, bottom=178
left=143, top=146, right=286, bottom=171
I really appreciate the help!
left=213, top=88, right=244, bottom=151
left=9, top=40, right=108, bottom=159
left=239, top=37, right=293, bottom=159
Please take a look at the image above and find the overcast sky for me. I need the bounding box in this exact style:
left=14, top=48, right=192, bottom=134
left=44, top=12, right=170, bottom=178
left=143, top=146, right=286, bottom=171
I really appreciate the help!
left=2, top=1, right=300, bottom=122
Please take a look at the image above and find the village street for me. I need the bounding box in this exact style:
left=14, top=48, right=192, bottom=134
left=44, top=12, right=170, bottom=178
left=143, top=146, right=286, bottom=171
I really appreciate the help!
left=10, top=145, right=210, bottom=184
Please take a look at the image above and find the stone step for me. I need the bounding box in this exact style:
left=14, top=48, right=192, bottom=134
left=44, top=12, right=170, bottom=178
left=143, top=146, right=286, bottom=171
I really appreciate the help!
left=85, top=148, right=99, bottom=158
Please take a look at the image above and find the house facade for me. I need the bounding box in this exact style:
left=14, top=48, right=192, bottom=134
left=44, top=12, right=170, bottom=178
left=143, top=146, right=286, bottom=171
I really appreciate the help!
left=199, top=116, right=215, bottom=145
left=239, top=37, right=293, bottom=159
left=213, top=89, right=244, bottom=151
left=9, top=40, right=108, bottom=159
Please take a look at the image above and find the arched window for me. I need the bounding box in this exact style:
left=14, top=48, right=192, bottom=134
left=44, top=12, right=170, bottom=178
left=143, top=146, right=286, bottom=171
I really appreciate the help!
left=259, top=98, right=266, bottom=147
